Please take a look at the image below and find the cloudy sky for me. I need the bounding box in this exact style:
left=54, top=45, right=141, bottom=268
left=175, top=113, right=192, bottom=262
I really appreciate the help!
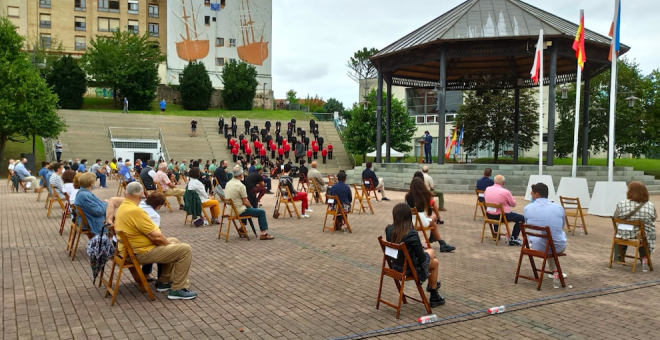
left=271, top=0, right=659, bottom=107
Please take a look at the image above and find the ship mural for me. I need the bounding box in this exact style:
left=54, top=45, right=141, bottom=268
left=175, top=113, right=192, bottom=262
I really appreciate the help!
left=231, top=0, right=269, bottom=66
left=174, top=0, right=209, bottom=61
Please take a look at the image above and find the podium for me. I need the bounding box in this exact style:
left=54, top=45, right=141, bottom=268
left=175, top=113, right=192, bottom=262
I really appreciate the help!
left=418, top=140, right=426, bottom=164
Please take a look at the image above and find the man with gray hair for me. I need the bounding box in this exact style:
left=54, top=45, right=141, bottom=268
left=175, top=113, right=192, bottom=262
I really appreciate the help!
left=225, top=166, right=274, bottom=240
left=154, top=162, right=185, bottom=210
left=421, top=166, right=446, bottom=211
left=484, top=175, right=524, bottom=246
left=114, top=182, right=197, bottom=300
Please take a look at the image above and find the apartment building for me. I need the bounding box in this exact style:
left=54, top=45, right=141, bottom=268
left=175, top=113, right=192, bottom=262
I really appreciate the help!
left=0, top=0, right=167, bottom=55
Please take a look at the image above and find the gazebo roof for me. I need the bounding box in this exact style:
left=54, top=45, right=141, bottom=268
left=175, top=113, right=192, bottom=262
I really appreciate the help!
left=371, top=0, right=629, bottom=90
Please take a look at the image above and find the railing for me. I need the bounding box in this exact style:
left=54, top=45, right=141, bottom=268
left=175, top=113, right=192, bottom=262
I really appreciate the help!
left=159, top=129, right=170, bottom=162
left=108, top=127, right=160, bottom=140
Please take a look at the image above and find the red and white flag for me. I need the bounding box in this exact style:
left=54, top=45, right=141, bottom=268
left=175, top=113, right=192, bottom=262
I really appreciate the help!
left=530, top=30, right=544, bottom=84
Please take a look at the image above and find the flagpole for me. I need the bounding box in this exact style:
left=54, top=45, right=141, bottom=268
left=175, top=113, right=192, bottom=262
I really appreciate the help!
left=572, top=10, right=584, bottom=178
left=607, top=0, right=619, bottom=182
left=538, top=29, right=544, bottom=176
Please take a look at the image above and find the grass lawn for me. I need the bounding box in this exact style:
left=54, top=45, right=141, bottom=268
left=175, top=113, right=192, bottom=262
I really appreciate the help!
left=80, top=97, right=315, bottom=120
left=1, top=137, right=46, bottom=176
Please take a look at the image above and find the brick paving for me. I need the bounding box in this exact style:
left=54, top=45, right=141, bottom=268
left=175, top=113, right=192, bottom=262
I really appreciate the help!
left=1, top=178, right=659, bottom=340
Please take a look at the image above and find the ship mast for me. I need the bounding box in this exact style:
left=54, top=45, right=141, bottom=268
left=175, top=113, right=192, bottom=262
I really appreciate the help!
left=246, top=0, right=256, bottom=43
left=240, top=0, right=248, bottom=46
left=181, top=0, right=191, bottom=41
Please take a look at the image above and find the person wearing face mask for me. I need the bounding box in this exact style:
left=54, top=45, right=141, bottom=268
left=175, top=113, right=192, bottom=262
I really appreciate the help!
left=213, top=160, right=229, bottom=189
left=119, top=160, right=135, bottom=183
left=423, top=131, right=433, bottom=164
left=90, top=159, right=108, bottom=188
left=77, top=159, right=88, bottom=173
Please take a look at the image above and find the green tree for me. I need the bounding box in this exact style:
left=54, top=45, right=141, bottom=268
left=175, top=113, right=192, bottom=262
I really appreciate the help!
left=343, top=89, right=415, bottom=159
left=81, top=30, right=165, bottom=110
left=323, top=98, right=345, bottom=114
left=0, top=17, right=66, bottom=168
left=180, top=61, right=213, bottom=110
left=221, top=60, right=258, bottom=110
left=47, top=55, right=87, bottom=109
left=286, top=89, right=298, bottom=105
left=346, top=47, right=379, bottom=83
left=455, top=90, right=539, bottom=163
left=27, top=36, right=64, bottom=78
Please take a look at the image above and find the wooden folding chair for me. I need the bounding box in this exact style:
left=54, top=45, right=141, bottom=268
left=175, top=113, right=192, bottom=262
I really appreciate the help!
left=47, top=184, right=67, bottom=219
left=276, top=185, right=301, bottom=219
left=6, top=173, right=11, bottom=186
left=322, top=195, right=352, bottom=234
left=297, top=173, right=308, bottom=191
left=59, top=193, right=71, bottom=235
left=327, top=174, right=337, bottom=186
left=609, top=218, right=654, bottom=273
left=103, top=230, right=156, bottom=306
left=154, top=182, right=174, bottom=213
left=411, top=208, right=434, bottom=247
left=351, top=183, right=374, bottom=214
left=481, top=203, right=511, bottom=246
left=473, top=189, right=486, bottom=220
left=515, top=223, right=567, bottom=290
left=362, top=178, right=379, bottom=202
left=376, top=236, right=432, bottom=319
left=37, top=175, right=48, bottom=203
left=137, top=177, right=155, bottom=196
left=9, top=171, right=27, bottom=193
left=116, top=175, right=127, bottom=197
left=218, top=198, right=253, bottom=242
left=183, top=197, right=212, bottom=226
left=559, top=196, right=588, bottom=236
left=307, top=178, right=321, bottom=204
left=67, top=206, right=93, bottom=261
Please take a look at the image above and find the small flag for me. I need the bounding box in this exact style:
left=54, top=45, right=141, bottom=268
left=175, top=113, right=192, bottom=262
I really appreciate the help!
left=445, top=126, right=458, bottom=159
left=530, top=31, right=544, bottom=84
left=455, top=126, right=464, bottom=156
left=573, top=11, right=587, bottom=70
left=608, top=0, right=621, bottom=61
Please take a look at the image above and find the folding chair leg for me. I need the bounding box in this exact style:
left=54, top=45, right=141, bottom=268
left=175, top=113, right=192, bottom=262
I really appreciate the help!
left=580, top=212, right=588, bottom=235
left=632, top=246, right=639, bottom=273
left=110, top=265, right=124, bottom=306
left=395, top=279, right=406, bottom=319
left=71, top=231, right=82, bottom=261
left=554, top=255, right=566, bottom=288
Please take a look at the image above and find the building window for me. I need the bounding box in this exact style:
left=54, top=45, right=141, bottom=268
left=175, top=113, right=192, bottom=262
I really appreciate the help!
left=75, top=0, right=85, bottom=11
left=7, top=6, right=19, bottom=18
left=98, top=0, right=108, bottom=11
left=426, top=115, right=438, bottom=124
left=75, top=17, right=86, bottom=31
left=204, top=0, right=210, bottom=5
left=178, top=74, right=183, bottom=82
left=75, top=36, right=86, bottom=51
left=221, top=0, right=226, bottom=8
left=98, top=17, right=119, bottom=32
left=128, top=1, right=138, bottom=14
left=216, top=37, right=224, bottom=46
left=204, top=16, right=210, bottom=26
left=109, top=0, right=119, bottom=12
left=445, top=114, right=456, bottom=122
left=148, top=23, right=159, bottom=37
left=128, top=20, right=139, bottom=33
left=39, top=14, right=51, bottom=28
left=216, top=58, right=224, bottom=66
left=229, top=58, right=236, bottom=63
left=40, top=34, right=51, bottom=48
left=229, top=38, right=236, bottom=47
left=148, top=4, right=158, bottom=18
left=415, top=116, right=425, bottom=124
left=40, top=0, right=51, bottom=8
left=212, top=17, right=216, bottom=22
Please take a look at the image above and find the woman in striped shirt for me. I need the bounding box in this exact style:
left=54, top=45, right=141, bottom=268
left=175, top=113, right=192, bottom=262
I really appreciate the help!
left=48, top=162, right=66, bottom=199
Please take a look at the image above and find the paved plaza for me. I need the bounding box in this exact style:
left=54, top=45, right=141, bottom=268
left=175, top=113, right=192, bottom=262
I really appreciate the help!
left=1, top=179, right=659, bottom=340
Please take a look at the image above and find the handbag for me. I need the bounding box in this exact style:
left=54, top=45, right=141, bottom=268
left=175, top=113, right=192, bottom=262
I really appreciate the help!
left=621, top=202, right=646, bottom=221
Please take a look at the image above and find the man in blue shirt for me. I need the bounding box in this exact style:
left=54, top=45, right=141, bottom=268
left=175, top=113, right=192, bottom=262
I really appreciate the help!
left=119, top=160, right=135, bottom=183
left=160, top=99, right=166, bottom=114
left=476, top=168, right=494, bottom=202
left=14, top=158, right=40, bottom=191
left=523, top=183, right=567, bottom=277
left=77, top=159, right=87, bottom=173
left=361, top=162, right=390, bottom=201
left=423, top=131, right=433, bottom=164
left=38, top=161, right=52, bottom=187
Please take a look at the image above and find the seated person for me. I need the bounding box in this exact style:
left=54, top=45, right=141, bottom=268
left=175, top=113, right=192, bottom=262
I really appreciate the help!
left=140, top=192, right=166, bottom=282
left=421, top=166, right=445, bottom=211
left=476, top=168, right=495, bottom=200
left=308, top=161, right=327, bottom=194
left=385, top=203, right=444, bottom=307
left=213, top=160, right=229, bottom=189
left=75, top=172, right=124, bottom=236
left=154, top=162, right=185, bottom=210
left=62, top=170, right=79, bottom=205
left=279, top=164, right=311, bottom=218
left=327, top=171, right=352, bottom=231
left=406, top=178, right=455, bottom=253
left=245, top=166, right=267, bottom=205
left=413, top=172, right=444, bottom=224
left=362, top=161, right=389, bottom=201
left=114, top=182, right=197, bottom=300
left=188, top=167, right=220, bottom=224
left=14, top=158, right=40, bottom=192
left=524, top=183, right=567, bottom=278
left=613, top=181, right=657, bottom=262
left=140, top=160, right=157, bottom=191
left=484, top=175, right=524, bottom=246
left=90, top=159, right=108, bottom=188
left=48, top=162, right=66, bottom=200
left=119, top=160, right=135, bottom=183
left=226, top=167, right=274, bottom=240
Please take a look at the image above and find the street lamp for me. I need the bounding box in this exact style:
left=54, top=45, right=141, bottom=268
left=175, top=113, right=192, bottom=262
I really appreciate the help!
left=625, top=95, right=640, bottom=108
left=560, top=84, right=569, bottom=99
left=262, top=83, right=267, bottom=110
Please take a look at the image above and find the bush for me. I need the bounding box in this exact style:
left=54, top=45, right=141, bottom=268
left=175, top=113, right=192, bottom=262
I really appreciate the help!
left=180, top=61, right=213, bottom=110
left=47, top=55, right=87, bottom=109
left=119, top=68, right=159, bottom=110
left=221, top=60, right=258, bottom=110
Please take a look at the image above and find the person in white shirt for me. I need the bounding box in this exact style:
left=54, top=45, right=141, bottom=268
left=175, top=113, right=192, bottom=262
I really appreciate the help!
left=8, top=159, right=15, bottom=173
left=62, top=170, right=79, bottom=205
left=187, top=167, right=220, bottom=224
left=421, top=166, right=446, bottom=211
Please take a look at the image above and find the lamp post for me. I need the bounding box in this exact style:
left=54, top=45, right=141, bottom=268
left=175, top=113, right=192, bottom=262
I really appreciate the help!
left=31, top=46, right=46, bottom=158
left=262, top=83, right=267, bottom=110
left=560, top=84, right=569, bottom=99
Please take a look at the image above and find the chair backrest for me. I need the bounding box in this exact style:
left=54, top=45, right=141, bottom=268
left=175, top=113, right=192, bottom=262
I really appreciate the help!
left=352, top=183, right=363, bottom=197
left=559, top=196, right=580, bottom=210
left=377, top=236, right=419, bottom=281
left=222, top=198, right=240, bottom=217
left=475, top=189, right=485, bottom=200
left=410, top=208, right=423, bottom=230
left=362, top=178, right=375, bottom=190
left=278, top=184, right=293, bottom=200
left=520, top=223, right=556, bottom=251
left=116, top=230, right=140, bottom=264
left=308, top=178, right=320, bottom=192
left=482, top=202, right=506, bottom=224
left=325, top=194, right=339, bottom=210
left=328, top=175, right=337, bottom=186
left=611, top=218, right=646, bottom=241
left=154, top=181, right=165, bottom=193
left=75, top=205, right=91, bottom=232
left=50, top=184, right=66, bottom=208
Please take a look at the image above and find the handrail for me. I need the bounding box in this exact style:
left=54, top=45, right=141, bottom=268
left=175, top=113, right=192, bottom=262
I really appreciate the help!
left=108, top=127, right=116, bottom=159
left=159, top=129, right=170, bottom=162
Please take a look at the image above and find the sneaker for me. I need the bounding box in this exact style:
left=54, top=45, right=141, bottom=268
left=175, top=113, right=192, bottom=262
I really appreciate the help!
left=155, top=281, right=172, bottom=292
left=440, top=244, right=456, bottom=253
left=382, top=197, right=391, bottom=201
left=547, top=273, right=568, bottom=279
left=306, top=208, right=314, bottom=213
left=301, top=214, right=310, bottom=218
left=168, top=288, right=197, bottom=300
left=509, top=238, right=523, bottom=246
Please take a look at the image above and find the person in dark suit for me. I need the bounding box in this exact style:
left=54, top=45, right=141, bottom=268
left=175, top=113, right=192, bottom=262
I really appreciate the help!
left=309, top=118, right=315, bottom=132
left=261, top=128, right=267, bottom=140
left=362, top=162, right=390, bottom=201
left=476, top=168, right=494, bottom=202
left=219, top=116, right=224, bottom=134
left=317, top=135, right=324, bottom=149
left=231, top=121, right=237, bottom=137
left=290, top=117, right=296, bottom=131
left=423, top=131, right=433, bottom=164
left=275, top=120, right=281, bottom=132
left=244, top=119, right=251, bottom=135
left=304, top=136, right=310, bottom=151
left=287, top=128, right=293, bottom=141
left=213, top=160, right=229, bottom=189
left=265, top=120, right=271, bottom=132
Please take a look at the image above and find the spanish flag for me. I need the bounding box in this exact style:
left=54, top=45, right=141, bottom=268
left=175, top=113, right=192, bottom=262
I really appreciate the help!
left=445, top=126, right=458, bottom=160
left=572, top=11, right=586, bottom=70
left=608, top=0, right=621, bottom=61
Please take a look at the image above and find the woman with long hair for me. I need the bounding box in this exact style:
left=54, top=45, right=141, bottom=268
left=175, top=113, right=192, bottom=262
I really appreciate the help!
left=406, top=177, right=455, bottom=252
left=385, top=203, right=444, bottom=307
left=613, top=181, right=657, bottom=261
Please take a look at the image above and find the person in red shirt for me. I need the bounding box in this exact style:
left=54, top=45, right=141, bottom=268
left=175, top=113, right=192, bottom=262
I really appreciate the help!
left=259, top=147, right=267, bottom=163
left=312, top=140, right=318, bottom=148
left=277, top=147, right=284, bottom=162
left=328, top=143, right=333, bottom=160
left=270, top=141, right=276, bottom=159
left=321, top=148, right=328, bottom=164
left=306, top=149, right=313, bottom=164
left=232, top=146, right=239, bottom=162
left=284, top=143, right=291, bottom=158
left=282, top=138, right=288, bottom=147
left=245, top=146, right=252, bottom=163
left=312, top=143, right=319, bottom=159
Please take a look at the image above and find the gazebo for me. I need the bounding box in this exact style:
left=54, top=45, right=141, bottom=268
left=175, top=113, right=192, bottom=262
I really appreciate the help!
left=370, top=0, right=628, bottom=164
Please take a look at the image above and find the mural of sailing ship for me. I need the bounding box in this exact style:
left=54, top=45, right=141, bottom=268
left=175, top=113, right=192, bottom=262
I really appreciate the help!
left=232, top=0, right=269, bottom=66
left=174, top=0, right=209, bottom=61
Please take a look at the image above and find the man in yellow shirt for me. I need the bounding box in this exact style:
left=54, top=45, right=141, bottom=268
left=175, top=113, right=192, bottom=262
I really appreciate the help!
left=114, top=182, right=197, bottom=300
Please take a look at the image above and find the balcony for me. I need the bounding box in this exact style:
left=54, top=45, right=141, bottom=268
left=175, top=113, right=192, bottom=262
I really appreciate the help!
left=40, top=21, right=51, bottom=29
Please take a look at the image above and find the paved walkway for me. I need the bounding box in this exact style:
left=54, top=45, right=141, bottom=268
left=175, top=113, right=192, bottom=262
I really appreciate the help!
left=1, top=179, right=659, bottom=340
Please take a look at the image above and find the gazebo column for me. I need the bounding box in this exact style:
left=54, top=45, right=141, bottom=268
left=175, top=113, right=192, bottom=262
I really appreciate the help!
left=386, top=80, right=392, bottom=163
left=437, top=47, right=447, bottom=164
left=513, top=88, right=520, bottom=164
left=376, top=68, right=383, bottom=163
left=581, top=69, right=591, bottom=165
left=546, top=43, right=558, bottom=166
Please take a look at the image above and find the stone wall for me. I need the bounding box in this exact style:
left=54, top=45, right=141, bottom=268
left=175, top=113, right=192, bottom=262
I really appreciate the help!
left=156, top=85, right=272, bottom=110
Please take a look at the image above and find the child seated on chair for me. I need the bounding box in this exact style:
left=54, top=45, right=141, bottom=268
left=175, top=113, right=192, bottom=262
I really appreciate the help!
left=385, top=203, right=445, bottom=308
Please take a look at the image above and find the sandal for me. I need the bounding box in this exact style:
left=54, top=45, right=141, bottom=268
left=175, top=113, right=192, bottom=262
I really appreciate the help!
left=259, top=234, right=275, bottom=240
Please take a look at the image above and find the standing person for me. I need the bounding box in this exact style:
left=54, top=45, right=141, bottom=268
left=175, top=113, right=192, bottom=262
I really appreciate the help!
left=190, top=119, right=198, bottom=137
left=90, top=159, right=108, bottom=188
left=362, top=162, right=390, bottom=201
left=231, top=120, right=238, bottom=138
left=484, top=175, right=524, bottom=246
left=306, top=149, right=313, bottom=164
left=423, top=131, right=433, bottom=164
left=279, top=164, right=310, bottom=218
left=328, top=143, right=333, bottom=160
left=122, top=97, right=129, bottom=114
left=309, top=118, right=315, bottom=133
left=218, top=115, right=224, bottom=134
left=160, top=99, right=166, bottom=115
left=321, top=148, right=328, bottom=164
left=55, top=140, right=63, bottom=162
left=295, top=140, right=305, bottom=163
left=275, top=120, right=281, bottom=132
left=312, top=143, right=319, bottom=160
left=244, top=119, right=251, bottom=135
left=317, top=135, right=324, bottom=150
left=265, top=120, right=271, bottom=132
left=290, top=117, right=296, bottom=132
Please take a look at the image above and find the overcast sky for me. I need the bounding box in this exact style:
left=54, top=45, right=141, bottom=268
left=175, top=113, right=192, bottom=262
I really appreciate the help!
left=271, top=0, right=660, bottom=107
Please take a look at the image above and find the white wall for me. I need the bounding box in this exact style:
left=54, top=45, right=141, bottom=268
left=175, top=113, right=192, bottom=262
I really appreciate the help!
left=111, top=139, right=163, bottom=164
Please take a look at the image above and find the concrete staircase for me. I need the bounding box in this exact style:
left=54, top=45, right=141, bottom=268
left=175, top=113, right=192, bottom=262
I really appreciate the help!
left=56, top=110, right=352, bottom=174
left=345, top=163, right=660, bottom=196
